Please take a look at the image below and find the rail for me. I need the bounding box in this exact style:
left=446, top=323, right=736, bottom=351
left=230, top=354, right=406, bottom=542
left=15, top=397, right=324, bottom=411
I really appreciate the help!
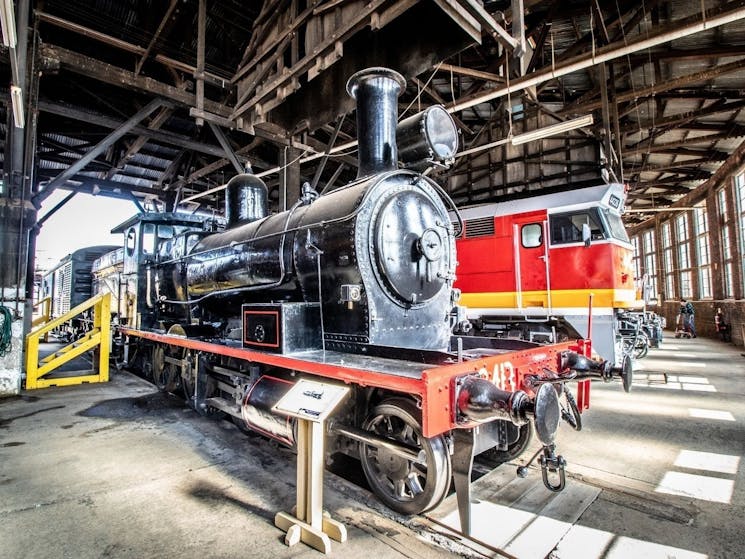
left=25, top=293, right=111, bottom=389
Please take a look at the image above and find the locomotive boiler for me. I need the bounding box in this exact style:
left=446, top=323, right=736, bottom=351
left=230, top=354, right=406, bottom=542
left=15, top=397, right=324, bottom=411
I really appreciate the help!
left=90, top=67, right=631, bottom=528
left=155, top=68, right=458, bottom=355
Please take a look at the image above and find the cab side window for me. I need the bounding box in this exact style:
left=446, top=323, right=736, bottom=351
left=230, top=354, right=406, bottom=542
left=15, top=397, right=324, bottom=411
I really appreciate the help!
left=550, top=210, right=604, bottom=245
left=521, top=223, right=543, bottom=248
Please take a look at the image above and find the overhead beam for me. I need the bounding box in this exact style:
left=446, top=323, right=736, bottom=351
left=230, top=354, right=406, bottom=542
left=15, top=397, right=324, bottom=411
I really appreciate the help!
left=630, top=155, right=729, bottom=175
left=41, top=44, right=232, bottom=118
left=460, top=0, right=518, bottom=50
left=437, top=63, right=504, bottom=83
left=36, top=172, right=170, bottom=200
left=431, top=0, right=481, bottom=43
left=169, top=138, right=265, bottom=190
left=37, top=191, right=77, bottom=227
left=309, top=117, right=344, bottom=191
left=619, top=99, right=745, bottom=133
left=232, top=0, right=311, bottom=85
left=105, top=106, right=175, bottom=180
left=627, top=138, right=745, bottom=234
left=208, top=122, right=245, bottom=174
left=446, top=3, right=745, bottom=114
left=625, top=45, right=745, bottom=64
left=195, top=0, right=206, bottom=127
left=624, top=127, right=745, bottom=156
left=134, top=0, right=180, bottom=76
left=39, top=100, right=230, bottom=159
left=37, top=11, right=229, bottom=87
left=231, top=0, right=389, bottom=121
left=563, top=58, right=745, bottom=115
left=35, top=99, right=167, bottom=203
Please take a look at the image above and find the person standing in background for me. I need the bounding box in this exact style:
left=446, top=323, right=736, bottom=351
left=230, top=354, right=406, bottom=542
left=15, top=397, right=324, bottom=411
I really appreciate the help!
left=681, top=299, right=697, bottom=338
left=715, top=308, right=731, bottom=342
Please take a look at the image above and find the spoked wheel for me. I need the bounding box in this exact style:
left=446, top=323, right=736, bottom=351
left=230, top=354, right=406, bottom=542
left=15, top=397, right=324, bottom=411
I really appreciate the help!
left=360, top=398, right=451, bottom=515
left=181, top=351, right=196, bottom=407
left=152, top=325, right=186, bottom=393
left=633, top=333, right=649, bottom=359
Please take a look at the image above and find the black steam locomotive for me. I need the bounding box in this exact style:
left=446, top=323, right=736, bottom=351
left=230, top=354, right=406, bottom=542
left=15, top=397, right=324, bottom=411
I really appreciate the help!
left=142, top=68, right=458, bottom=357
left=89, top=67, right=627, bottom=526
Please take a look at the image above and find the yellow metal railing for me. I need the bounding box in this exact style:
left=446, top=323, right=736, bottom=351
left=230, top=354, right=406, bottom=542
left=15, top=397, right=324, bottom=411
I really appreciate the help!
left=31, top=296, right=52, bottom=330
left=25, top=292, right=111, bottom=389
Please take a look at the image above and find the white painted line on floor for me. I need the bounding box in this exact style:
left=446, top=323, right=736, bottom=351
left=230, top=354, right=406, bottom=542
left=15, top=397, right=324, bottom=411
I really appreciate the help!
left=555, top=524, right=708, bottom=559
left=655, top=471, right=734, bottom=504
left=688, top=408, right=735, bottom=421
left=674, top=450, right=740, bottom=475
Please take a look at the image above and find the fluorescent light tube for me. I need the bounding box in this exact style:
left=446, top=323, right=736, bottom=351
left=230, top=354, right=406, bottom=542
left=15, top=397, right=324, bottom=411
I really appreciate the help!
left=11, top=85, right=24, bottom=128
left=0, top=0, right=16, bottom=48
left=511, top=114, right=594, bottom=145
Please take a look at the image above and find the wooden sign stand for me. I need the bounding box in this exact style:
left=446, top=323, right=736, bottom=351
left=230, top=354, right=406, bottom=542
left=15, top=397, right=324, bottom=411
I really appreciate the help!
left=273, top=379, right=350, bottom=554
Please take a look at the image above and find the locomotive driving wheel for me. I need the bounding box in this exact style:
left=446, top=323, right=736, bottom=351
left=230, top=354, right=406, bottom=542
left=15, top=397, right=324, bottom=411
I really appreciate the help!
left=181, top=356, right=223, bottom=417
left=359, top=398, right=451, bottom=515
left=151, top=325, right=186, bottom=393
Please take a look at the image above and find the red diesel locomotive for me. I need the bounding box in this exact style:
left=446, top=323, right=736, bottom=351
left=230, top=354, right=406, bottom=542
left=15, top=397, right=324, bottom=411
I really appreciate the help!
left=454, top=184, right=638, bottom=367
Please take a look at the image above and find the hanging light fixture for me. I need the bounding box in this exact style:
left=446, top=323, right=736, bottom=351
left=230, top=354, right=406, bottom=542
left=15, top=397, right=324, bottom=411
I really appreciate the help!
left=0, top=0, right=17, bottom=48
left=10, top=85, right=24, bottom=128
left=510, top=114, right=594, bottom=146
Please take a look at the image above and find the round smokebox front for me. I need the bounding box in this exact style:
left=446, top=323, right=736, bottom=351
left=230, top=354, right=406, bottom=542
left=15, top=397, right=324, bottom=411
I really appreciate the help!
left=368, top=178, right=451, bottom=307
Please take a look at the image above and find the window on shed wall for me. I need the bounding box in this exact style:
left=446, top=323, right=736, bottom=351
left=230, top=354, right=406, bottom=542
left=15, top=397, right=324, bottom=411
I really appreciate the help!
left=737, top=172, right=745, bottom=296
left=643, top=229, right=658, bottom=301
left=693, top=203, right=711, bottom=299
left=718, top=188, right=734, bottom=298
left=632, top=236, right=642, bottom=283
left=675, top=214, right=692, bottom=299
left=661, top=221, right=675, bottom=299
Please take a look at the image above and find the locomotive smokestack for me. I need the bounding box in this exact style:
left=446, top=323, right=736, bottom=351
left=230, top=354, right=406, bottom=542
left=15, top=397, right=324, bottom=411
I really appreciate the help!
left=346, top=67, right=406, bottom=179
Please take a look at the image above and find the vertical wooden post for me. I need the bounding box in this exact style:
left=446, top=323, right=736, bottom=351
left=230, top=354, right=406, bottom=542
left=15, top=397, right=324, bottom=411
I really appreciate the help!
left=273, top=380, right=349, bottom=554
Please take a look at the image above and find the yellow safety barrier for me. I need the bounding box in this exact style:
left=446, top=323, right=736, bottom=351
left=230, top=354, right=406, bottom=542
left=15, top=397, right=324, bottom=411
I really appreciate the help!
left=31, top=296, right=53, bottom=343
left=25, top=293, right=111, bottom=389
left=31, top=296, right=52, bottom=330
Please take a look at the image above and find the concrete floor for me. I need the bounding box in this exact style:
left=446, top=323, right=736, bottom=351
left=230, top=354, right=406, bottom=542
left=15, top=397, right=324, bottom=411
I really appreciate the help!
left=550, top=332, right=745, bottom=559
left=1, top=332, right=743, bottom=558
left=0, top=372, right=463, bottom=559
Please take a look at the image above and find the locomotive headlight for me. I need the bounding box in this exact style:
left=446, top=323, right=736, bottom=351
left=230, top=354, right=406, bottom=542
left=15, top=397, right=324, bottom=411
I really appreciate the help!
left=397, top=105, right=459, bottom=170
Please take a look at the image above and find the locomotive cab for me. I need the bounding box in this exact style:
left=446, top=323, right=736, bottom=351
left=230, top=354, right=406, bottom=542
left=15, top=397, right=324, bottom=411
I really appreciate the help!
left=111, top=212, right=216, bottom=330
left=548, top=204, right=629, bottom=246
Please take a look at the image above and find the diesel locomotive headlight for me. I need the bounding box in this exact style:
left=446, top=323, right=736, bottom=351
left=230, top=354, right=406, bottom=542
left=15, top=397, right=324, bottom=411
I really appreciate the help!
left=397, top=105, right=458, bottom=170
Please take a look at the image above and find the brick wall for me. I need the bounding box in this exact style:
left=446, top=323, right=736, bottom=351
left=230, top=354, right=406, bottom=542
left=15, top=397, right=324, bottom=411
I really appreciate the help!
left=658, top=301, right=745, bottom=346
